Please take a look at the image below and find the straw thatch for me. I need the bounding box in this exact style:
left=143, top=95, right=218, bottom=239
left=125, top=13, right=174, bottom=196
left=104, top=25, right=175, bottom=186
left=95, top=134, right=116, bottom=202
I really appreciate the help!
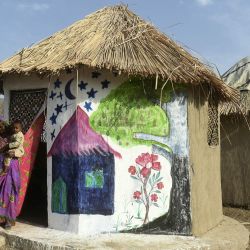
left=221, top=56, right=250, bottom=115
left=0, top=5, right=238, bottom=102
left=220, top=90, right=249, bottom=115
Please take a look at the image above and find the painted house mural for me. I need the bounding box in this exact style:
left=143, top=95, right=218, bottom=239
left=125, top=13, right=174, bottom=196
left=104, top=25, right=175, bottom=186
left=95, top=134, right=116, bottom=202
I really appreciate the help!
left=48, top=106, right=120, bottom=215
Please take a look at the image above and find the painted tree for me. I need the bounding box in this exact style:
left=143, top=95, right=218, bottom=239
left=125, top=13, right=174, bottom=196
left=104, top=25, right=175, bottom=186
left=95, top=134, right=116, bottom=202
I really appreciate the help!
left=90, top=78, right=172, bottom=149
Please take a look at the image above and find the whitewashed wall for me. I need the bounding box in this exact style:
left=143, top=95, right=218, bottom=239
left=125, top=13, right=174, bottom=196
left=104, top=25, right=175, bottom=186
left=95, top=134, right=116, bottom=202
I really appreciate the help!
left=3, top=66, right=188, bottom=235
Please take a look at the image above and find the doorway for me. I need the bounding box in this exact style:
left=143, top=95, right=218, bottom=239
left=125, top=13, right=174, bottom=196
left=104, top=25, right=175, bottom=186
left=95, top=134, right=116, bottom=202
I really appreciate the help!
left=9, top=88, right=47, bottom=226
left=19, top=140, right=48, bottom=226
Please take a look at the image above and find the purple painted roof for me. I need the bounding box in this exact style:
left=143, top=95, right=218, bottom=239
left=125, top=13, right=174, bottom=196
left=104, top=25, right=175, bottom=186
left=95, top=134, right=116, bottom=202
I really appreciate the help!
left=48, top=106, right=121, bottom=158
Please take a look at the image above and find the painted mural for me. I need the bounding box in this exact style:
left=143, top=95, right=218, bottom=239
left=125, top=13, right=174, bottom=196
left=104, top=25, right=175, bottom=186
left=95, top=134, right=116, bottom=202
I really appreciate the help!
left=89, top=78, right=171, bottom=149
left=47, top=68, right=191, bottom=235
left=48, top=106, right=120, bottom=215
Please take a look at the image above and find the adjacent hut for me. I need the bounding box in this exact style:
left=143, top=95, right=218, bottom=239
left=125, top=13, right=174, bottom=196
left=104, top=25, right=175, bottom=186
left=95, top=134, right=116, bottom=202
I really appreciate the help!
left=221, top=56, right=250, bottom=208
left=0, top=5, right=238, bottom=235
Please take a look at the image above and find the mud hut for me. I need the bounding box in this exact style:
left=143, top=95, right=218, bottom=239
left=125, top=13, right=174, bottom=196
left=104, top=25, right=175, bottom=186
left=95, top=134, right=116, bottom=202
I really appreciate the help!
left=0, top=5, right=238, bottom=235
left=221, top=56, right=250, bottom=208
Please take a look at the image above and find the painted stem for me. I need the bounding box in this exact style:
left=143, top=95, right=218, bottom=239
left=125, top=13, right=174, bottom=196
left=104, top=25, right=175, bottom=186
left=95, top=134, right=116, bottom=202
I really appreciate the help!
left=143, top=174, right=150, bottom=224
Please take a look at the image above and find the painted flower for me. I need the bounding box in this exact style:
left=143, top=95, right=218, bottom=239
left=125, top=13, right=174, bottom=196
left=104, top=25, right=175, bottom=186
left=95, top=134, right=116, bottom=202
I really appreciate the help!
left=152, top=162, right=161, bottom=171
left=136, top=153, right=161, bottom=171
left=151, top=193, right=158, bottom=202
left=128, top=165, right=136, bottom=175
left=133, top=191, right=141, bottom=199
left=140, top=167, right=151, bottom=178
left=157, top=182, right=164, bottom=189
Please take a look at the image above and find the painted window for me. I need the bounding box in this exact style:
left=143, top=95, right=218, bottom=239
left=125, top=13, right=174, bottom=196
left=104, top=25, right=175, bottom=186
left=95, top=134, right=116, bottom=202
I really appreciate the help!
left=85, top=169, right=104, bottom=188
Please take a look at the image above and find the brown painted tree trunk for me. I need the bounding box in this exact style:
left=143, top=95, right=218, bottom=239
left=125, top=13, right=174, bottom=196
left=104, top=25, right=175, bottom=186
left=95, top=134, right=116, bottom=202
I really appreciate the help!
left=143, top=174, right=150, bottom=224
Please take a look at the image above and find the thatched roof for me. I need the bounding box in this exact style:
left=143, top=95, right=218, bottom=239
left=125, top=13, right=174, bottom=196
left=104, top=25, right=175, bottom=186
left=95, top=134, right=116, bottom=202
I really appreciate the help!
left=221, top=56, right=250, bottom=115
left=0, top=5, right=238, bottom=102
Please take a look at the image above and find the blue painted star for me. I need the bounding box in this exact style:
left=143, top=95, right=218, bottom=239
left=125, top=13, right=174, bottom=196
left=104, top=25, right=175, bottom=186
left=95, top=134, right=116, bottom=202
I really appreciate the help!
left=51, top=129, right=56, bottom=141
left=55, top=104, right=63, bottom=115
left=50, top=113, right=57, bottom=125
left=101, top=80, right=110, bottom=89
left=87, top=88, right=98, bottom=99
left=49, top=90, right=57, bottom=100
left=84, top=102, right=92, bottom=112
left=92, top=71, right=101, bottom=78
left=57, top=92, right=63, bottom=100
left=54, top=79, right=62, bottom=89
left=63, top=101, right=69, bottom=110
left=78, top=81, right=88, bottom=91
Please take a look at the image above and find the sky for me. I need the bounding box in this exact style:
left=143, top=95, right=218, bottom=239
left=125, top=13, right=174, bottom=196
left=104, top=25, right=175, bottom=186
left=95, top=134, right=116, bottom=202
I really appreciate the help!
left=0, top=0, right=250, bottom=74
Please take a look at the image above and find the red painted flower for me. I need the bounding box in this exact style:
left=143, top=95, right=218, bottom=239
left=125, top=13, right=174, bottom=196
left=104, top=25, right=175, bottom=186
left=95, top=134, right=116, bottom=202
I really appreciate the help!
left=157, top=182, right=164, bottom=189
left=135, top=153, right=152, bottom=167
left=133, top=191, right=141, bottom=199
left=128, top=165, right=136, bottom=175
left=151, top=193, right=158, bottom=202
left=152, top=162, right=161, bottom=171
left=136, top=153, right=161, bottom=171
left=140, top=167, right=151, bottom=178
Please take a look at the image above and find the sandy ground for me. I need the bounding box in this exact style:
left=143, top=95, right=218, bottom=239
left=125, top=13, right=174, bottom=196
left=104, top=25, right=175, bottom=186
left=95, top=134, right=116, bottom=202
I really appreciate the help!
left=223, top=207, right=250, bottom=249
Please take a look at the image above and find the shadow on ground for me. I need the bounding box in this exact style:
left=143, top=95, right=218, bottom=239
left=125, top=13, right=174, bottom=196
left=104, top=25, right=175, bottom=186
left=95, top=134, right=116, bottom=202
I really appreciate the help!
left=223, top=207, right=250, bottom=250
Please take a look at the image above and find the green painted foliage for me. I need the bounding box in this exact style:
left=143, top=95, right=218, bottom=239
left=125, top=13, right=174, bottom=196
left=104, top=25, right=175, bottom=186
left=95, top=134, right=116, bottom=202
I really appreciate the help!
left=85, top=170, right=104, bottom=188
left=90, top=78, right=179, bottom=148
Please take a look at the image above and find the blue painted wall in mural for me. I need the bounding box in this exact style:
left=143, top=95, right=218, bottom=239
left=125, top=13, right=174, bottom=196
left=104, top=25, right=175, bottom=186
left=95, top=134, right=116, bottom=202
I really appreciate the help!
left=52, top=152, right=115, bottom=215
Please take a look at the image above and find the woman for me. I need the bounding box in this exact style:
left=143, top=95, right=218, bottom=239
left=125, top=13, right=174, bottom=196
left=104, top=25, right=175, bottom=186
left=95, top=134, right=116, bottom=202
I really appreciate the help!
left=0, top=121, right=20, bottom=229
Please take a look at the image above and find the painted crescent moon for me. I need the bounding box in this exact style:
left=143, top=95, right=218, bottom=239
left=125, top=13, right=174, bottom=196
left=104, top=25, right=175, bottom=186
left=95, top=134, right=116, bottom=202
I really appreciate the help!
left=65, top=78, right=76, bottom=100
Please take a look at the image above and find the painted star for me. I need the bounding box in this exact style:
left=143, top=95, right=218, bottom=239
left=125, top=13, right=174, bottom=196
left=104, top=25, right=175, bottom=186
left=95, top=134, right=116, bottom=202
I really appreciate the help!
left=84, top=102, right=93, bottom=112
left=101, top=80, right=110, bottom=89
left=92, top=71, right=101, bottom=78
left=51, top=129, right=56, bottom=141
left=55, top=104, right=63, bottom=115
left=54, top=79, right=62, bottom=89
left=87, top=88, right=98, bottom=98
left=63, top=101, right=69, bottom=110
left=57, top=92, right=63, bottom=100
left=49, top=90, right=57, bottom=100
left=50, top=113, right=57, bottom=125
left=78, top=81, right=88, bottom=91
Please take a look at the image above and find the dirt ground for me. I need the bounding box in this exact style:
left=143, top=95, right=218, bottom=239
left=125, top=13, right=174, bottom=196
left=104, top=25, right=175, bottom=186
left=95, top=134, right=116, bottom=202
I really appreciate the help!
left=223, top=207, right=250, bottom=249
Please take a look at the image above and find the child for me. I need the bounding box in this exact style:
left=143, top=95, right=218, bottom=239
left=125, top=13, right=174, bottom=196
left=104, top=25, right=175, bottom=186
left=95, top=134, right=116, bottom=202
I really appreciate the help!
left=1, top=120, right=24, bottom=175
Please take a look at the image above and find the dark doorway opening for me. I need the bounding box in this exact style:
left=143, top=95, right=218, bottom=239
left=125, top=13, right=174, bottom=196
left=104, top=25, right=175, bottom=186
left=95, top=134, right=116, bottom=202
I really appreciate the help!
left=9, top=88, right=48, bottom=226
left=18, top=141, right=48, bottom=226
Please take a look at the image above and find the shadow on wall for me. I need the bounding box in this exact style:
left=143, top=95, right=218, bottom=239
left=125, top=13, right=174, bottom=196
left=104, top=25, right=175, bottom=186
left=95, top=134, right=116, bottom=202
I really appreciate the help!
left=221, top=115, right=250, bottom=208
left=0, top=96, right=4, bottom=117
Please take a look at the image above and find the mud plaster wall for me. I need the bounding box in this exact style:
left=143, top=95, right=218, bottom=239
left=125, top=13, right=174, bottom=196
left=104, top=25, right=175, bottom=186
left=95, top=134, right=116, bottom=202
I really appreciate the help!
left=188, top=88, right=222, bottom=236
left=220, top=115, right=250, bottom=208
